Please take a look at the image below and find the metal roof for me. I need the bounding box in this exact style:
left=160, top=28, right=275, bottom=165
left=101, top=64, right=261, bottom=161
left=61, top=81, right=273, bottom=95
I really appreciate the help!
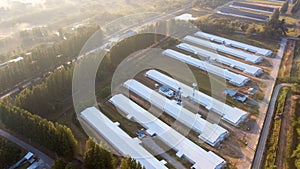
left=225, top=89, right=237, bottom=97
left=230, top=2, right=275, bottom=13
left=123, top=79, right=228, bottom=146
left=194, top=32, right=273, bottom=56
left=109, top=94, right=226, bottom=169
left=24, top=152, right=34, bottom=160
left=162, top=49, right=249, bottom=87
left=145, top=70, right=248, bottom=126
left=183, top=35, right=263, bottom=63
left=177, top=43, right=263, bottom=76
left=80, top=107, right=168, bottom=169
left=217, top=7, right=270, bottom=22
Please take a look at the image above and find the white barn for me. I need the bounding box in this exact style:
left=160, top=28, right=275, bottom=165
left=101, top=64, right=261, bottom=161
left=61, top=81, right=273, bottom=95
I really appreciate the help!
left=162, top=49, right=249, bottom=87
left=80, top=107, right=168, bottom=169
left=183, top=36, right=263, bottom=64
left=177, top=43, right=264, bottom=76
left=145, top=70, right=248, bottom=126
left=123, top=79, right=228, bottom=146
left=194, top=32, right=273, bottom=56
left=109, top=94, right=226, bottom=169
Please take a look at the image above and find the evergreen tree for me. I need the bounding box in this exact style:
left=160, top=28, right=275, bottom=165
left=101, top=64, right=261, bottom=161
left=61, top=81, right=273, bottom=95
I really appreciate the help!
left=52, top=158, right=67, bottom=169
left=0, top=103, right=78, bottom=159
left=0, top=137, right=22, bottom=169
left=280, top=1, right=289, bottom=14
left=120, top=157, right=145, bottom=169
left=15, top=66, right=74, bottom=116
left=65, top=163, right=75, bottom=169
left=270, top=9, right=280, bottom=25
left=292, top=0, right=300, bottom=13
left=84, top=139, right=114, bottom=169
left=262, top=9, right=281, bottom=38
left=52, top=158, right=75, bottom=169
left=292, top=144, right=300, bottom=168
left=0, top=25, right=99, bottom=93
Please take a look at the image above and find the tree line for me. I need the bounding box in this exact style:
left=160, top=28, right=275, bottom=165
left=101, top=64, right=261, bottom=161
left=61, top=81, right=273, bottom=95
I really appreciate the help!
left=271, top=39, right=300, bottom=168
left=264, top=87, right=290, bottom=169
left=280, top=0, right=300, bottom=14
left=2, top=65, right=146, bottom=168
left=283, top=84, right=300, bottom=169
left=0, top=103, right=78, bottom=159
left=96, top=33, right=167, bottom=84
left=14, top=33, right=168, bottom=115
left=0, top=137, right=23, bottom=169
left=262, top=9, right=284, bottom=38
left=15, top=66, right=73, bottom=116
left=83, top=138, right=115, bottom=169
left=194, top=8, right=286, bottom=39
left=7, top=32, right=168, bottom=168
left=0, top=25, right=99, bottom=93
left=291, top=97, right=300, bottom=168
left=280, top=1, right=289, bottom=14
left=52, top=138, right=144, bottom=169
left=10, top=32, right=172, bottom=168
left=83, top=138, right=145, bottom=169
left=292, top=0, right=300, bottom=14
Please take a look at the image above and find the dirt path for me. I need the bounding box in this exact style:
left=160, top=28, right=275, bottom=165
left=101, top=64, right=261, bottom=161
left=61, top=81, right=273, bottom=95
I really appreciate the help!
left=252, top=83, right=291, bottom=169
left=279, top=40, right=295, bottom=79
left=276, top=92, right=292, bottom=169
left=251, top=37, right=288, bottom=169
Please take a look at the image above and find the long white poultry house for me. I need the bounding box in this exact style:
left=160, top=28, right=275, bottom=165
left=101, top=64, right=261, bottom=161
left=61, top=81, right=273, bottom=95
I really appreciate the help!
left=109, top=94, right=226, bottom=169
left=123, top=79, right=228, bottom=146
left=194, top=31, right=273, bottom=57
left=177, top=43, right=263, bottom=76
left=80, top=107, right=168, bottom=169
left=145, top=70, right=248, bottom=126
left=162, top=49, right=249, bottom=87
left=183, top=35, right=263, bottom=64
